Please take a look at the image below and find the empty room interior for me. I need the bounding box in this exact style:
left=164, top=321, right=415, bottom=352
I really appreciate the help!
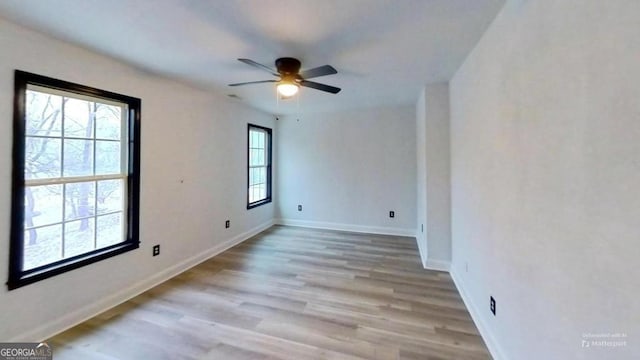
left=0, top=1, right=637, bottom=359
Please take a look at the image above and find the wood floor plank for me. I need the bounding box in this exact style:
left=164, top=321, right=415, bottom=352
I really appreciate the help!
left=50, top=225, right=491, bottom=359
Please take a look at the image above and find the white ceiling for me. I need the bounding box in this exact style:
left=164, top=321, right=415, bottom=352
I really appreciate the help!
left=0, top=0, right=504, bottom=115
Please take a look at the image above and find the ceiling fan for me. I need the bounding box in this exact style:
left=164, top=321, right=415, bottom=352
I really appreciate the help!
left=229, top=57, right=341, bottom=97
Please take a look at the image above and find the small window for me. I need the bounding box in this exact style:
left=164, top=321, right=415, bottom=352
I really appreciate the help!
left=247, top=124, right=272, bottom=209
left=8, top=70, right=141, bottom=289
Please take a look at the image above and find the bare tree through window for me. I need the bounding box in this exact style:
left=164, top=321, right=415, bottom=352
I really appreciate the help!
left=22, top=88, right=126, bottom=270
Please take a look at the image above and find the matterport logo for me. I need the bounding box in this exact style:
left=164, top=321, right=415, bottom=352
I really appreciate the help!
left=581, top=332, right=627, bottom=349
left=0, top=342, right=52, bottom=360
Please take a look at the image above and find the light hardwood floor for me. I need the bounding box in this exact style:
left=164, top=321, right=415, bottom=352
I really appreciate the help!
left=50, top=226, right=491, bottom=359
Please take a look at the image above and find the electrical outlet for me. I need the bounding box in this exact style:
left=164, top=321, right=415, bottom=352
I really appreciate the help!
left=153, top=245, right=160, bottom=257
left=465, top=262, right=469, bottom=272
left=225, top=220, right=230, bottom=228
left=490, top=296, right=496, bottom=316
left=298, top=205, right=302, bottom=211
left=389, top=211, right=395, bottom=218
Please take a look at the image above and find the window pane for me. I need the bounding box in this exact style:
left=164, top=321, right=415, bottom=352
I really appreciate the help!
left=26, top=90, right=62, bottom=137
left=249, top=168, right=256, bottom=186
left=258, top=149, right=266, bottom=166
left=95, top=103, right=121, bottom=140
left=64, top=218, right=95, bottom=258
left=64, top=98, right=94, bottom=138
left=95, top=140, right=121, bottom=175
left=259, top=183, right=266, bottom=200
left=25, top=185, right=63, bottom=228
left=25, top=137, right=61, bottom=179
left=249, top=183, right=267, bottom=203
left=251, top=168, right=257, bottom=185
left=97, top=179, right=123, bottom=214
left=63, top=139, right=94, bottom=176
left=259, top=167, right=266, bottom=183
left=23, top=224, right=62, bottom=270
left=251, top=130, right=262, bottom=148
left=96, top=213, right=124, bottom=248
left=65, top=182, right=96, bottom=221
left=252, top=131, right=258, bottom=147
left=257, top=131, right=264, bottom=148
left=250, top=167, right=264, bottom=186
left=255, top=149, right=262, bottom=165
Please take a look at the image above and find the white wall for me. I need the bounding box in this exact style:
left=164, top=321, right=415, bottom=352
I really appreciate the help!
left=450, top=1, right=640, bottom=359
left=276, top=106, right=416, bottom=236
left=416, top=83, right=451, bottom=270
left=0, top=19, right=275, bottom=341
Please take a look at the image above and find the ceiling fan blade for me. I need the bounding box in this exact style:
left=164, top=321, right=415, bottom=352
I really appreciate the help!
left=300, top=80, right=341, bottom=94
left=229, top=80, right=277, bottom=87
left=299, top=65, right=337, bottom=79
left=238, top=58, right=279, bottom=77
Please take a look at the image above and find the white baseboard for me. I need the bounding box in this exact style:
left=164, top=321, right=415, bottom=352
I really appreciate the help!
left=414, top=236, right=450, bottom=272
left=12, top=220, right=275, bottom=343
left=450, top=267, right=506, bottom=360
left=275, top=218, right=416, bottom=238
left=424, top=259, right=451, bottom=272
left=415, top=236, right=428, bottom=268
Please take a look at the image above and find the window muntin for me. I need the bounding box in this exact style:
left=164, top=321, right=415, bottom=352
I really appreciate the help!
left=9, top=71, right=141, bottom=289
left=247, top=124, right=272, bottom=208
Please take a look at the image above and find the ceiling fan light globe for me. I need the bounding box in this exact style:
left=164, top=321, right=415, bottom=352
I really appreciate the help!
left=277, top=83, right=299, bottom=97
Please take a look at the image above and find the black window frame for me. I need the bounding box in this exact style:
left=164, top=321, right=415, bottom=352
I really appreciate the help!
left=247, top=124, right=272, bottom=209
left=8, top=70, right=141, bottom=290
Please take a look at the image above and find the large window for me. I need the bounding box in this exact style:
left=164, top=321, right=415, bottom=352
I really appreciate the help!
left=247, top=124, right=272, bottom=209
left=8, top=70, right=141, bottom=289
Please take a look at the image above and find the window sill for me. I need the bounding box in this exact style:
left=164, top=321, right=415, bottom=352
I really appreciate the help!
left=247, top=198, right=272, bottom=210
left=7, top=241, right=139, bottom=290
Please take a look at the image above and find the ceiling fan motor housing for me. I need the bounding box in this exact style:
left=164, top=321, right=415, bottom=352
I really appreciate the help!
left=276, top=57, right=302, bottom=76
